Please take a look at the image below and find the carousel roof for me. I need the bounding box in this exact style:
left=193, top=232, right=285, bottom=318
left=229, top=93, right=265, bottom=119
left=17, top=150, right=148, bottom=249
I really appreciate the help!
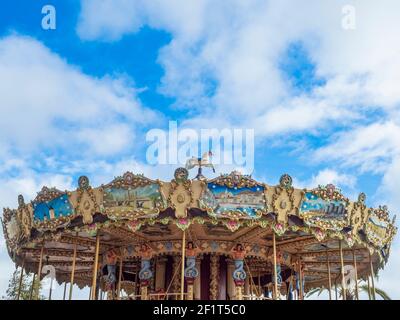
left=1, top=168, right=397, bottom=291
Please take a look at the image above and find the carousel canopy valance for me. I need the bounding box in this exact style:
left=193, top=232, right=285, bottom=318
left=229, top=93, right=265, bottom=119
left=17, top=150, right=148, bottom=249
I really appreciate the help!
left=2, top=168, right=397, bottom=293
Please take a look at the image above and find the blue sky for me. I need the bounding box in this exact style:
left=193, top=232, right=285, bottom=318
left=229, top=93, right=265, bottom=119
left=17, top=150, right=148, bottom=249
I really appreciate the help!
left=1, top=0, right=400, bottom=299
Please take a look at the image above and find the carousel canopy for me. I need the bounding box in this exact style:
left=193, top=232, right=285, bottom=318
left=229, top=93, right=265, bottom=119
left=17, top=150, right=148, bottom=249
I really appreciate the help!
left=2, top=168, right=397, bottom=291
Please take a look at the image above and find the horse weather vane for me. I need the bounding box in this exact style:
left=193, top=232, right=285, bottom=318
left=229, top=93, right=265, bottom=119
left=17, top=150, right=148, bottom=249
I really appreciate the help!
left=185, top=151, right=215, bottom=180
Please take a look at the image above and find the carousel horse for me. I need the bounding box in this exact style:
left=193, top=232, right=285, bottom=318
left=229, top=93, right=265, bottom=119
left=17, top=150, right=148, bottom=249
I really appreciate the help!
left=185, top=151, right=215, bottom=179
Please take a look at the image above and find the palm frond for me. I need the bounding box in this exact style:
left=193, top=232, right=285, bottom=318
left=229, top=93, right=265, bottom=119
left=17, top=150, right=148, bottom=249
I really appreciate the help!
left=360, top=285, right=391, bottom=300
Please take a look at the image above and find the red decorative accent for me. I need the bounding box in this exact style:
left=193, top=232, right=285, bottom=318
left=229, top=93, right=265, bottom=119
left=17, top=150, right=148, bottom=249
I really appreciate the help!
left=140, top=280, right=149, bottom=286
left=234, top=280, right=245, bottom=286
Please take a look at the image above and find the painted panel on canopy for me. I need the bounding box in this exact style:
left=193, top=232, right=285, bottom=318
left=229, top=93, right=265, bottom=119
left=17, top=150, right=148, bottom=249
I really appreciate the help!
left=200, top=183, right=267, bottom=218
left=364, top=214, right=390, bottom=248
left=103, top=183, right=166, bottom=214
left=302, top=240, right=340, bottom=252
left=299, top=192, right=347, bottom=231
left=33, top=194, right=74, bottom=221
left=5, top=214, right=20, bottom=240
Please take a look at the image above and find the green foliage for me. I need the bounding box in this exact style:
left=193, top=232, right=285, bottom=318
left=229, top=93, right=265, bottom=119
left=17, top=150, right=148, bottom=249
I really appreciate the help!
left=306, top=280, right=391, bottom=300
left=359, top=284, right=391, bottom=300
left=2, top=268, right=44, bottom=300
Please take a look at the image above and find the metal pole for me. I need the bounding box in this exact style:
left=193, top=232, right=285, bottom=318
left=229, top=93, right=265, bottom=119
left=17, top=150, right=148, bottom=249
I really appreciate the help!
left=69, top=236, right=78, bottom=300
left=272, top=232, right=278, bottom=300
left=367, top=275, right=372, bottom=300
left=334, top=280, right=338, bottom=300
left=63, top=282, right=67, bottom=300
left=299, top=261, right=304, bottom=300
left=326, top=248, right=332, bottom=300
left=49, top=278, right=53, bottom=300
left=339, top=240, right=346, bottom=300
left=352, top=249, right=359, bottom=300
left=36, top=245, right=44, bottom=300
left=134, top=262, right=139, bottom=297
left=91, top=233, right=101, bottom=300
left=29, top=273, right=36, bottom=300
left=369, top=251, right=376, bottom=300
left=180, top=230, right=186, bottom=300
left=117, top=249, right=124, bottom=300
left=17, top=256, right=25, bottom=300
left=46, top=256, right=53, bottom=300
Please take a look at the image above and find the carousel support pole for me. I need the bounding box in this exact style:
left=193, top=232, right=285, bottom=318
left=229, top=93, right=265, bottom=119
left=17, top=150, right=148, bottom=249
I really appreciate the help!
left=91, top=233, right=101, bottom=300
left=249, top=275, right=253, bottom=296
left=272, top=232, right=278, bottom=300
left=69, top=235, right=78, bottom=300
left=339, top=240, right=346, bottom=300
left=48, top=279, right=53, bottom=301
left=326, top=248, right=332, bottom=300
left=258, top=271, right=261, bottom=297
left=369, top=251, right=376, bottom=300
left=334, top=280, right=338, bottom=300
left=299, top=261, right=304, bottom=300
left=180, top=230, right=186, bottom=301
left=29, top=273, right=36, bottom=300
left=140, top=284, right=148, bottom=300
left=235, top=285, right=243, bottom=300
left=367, top=275, right=372, bottom=300
left=117, top=249, right=124, bottom=300
left=187, top=282, right=194, bottom=301
left=89, top=286, right=92, bottom=300
left=46, top=256, right=53, bottom=301
left=63, top=282, right=67, bottom=300
left=352, top=249, right=359, bottom=300
left=134, top=262, right=139, bottom=298
left=17, top=255, right=26, bottom=300
left=36, top=245, right=44, bottom=300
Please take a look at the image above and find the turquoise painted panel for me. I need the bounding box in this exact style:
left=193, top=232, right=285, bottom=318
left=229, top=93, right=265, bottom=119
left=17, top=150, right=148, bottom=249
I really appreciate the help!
left=33, top=194, right=74, bottom=221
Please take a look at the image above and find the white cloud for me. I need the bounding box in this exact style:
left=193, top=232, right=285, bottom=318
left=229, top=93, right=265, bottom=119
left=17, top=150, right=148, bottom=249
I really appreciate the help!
left=314, top=122, right=400, bottom=173
left=0, top=34, right=156, bottom=159
left=309, top=169, right=356, bottom=190
left=77, top=0, right=400, bottom=137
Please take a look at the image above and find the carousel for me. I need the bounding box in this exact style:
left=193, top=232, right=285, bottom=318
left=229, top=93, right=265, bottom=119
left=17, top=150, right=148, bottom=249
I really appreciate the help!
left=1, top=166, right=397, bottom=300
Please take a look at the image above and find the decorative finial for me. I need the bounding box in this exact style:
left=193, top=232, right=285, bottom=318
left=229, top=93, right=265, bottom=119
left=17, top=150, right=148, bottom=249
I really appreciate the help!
left=279, top=174, right=293, bottom=189
left=358, top=192, right=366, bottom=205
left=17, top=195, right=25, bottom=208
left=174, top=167, right=189, bottom=183
left=78, top=176, right=90, bottom=190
